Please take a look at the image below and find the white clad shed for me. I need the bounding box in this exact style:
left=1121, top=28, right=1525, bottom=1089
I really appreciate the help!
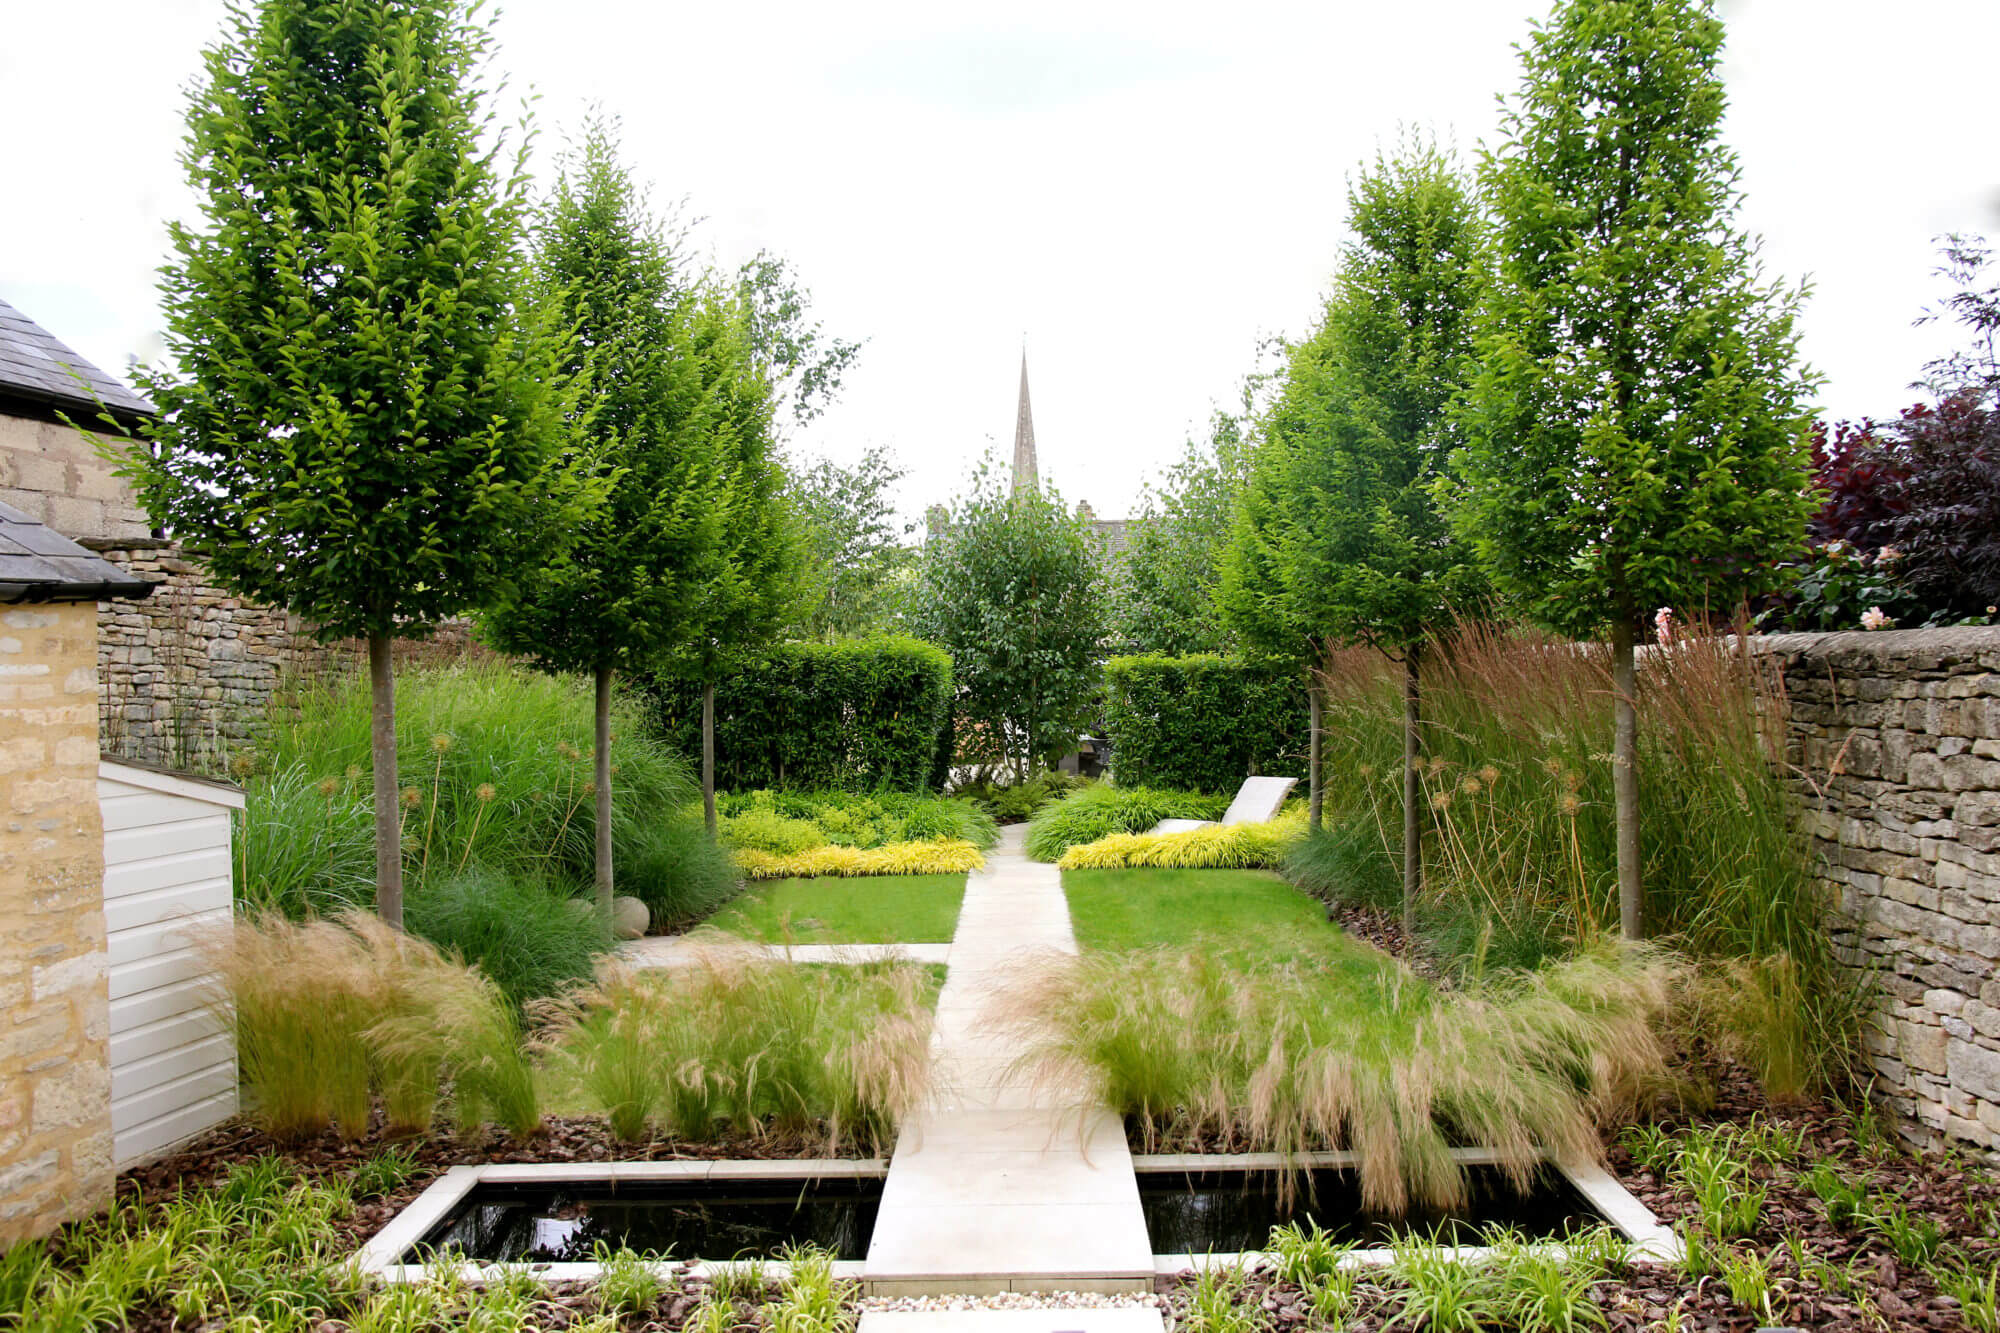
left=98, top=757, right=242, bottom=1168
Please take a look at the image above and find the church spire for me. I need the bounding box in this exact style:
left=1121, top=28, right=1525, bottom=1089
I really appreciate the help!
left=1012, top=349, right=1038, bottom=493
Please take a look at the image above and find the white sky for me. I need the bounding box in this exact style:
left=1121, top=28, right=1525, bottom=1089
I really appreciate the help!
left=4, top=0, right=1995, bottom=525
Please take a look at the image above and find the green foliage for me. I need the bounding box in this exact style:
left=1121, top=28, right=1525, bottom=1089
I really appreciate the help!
left=1057, top=812, right=1306, bottom=871
left=1022, top=784, right=1227, bottom=862
left=951, top=770, right=1086, bottom=823
left=616, top=815, right=741, bottom=929
left=787, top=444, right=917, bottom=640
left=129, top=0, right=587, bottom=641
left=647, top=637, right=954, bottom=792
left=257, top=663, right=707, bottom=896
left=1114, top=412, right=1250, bottom=655
left=712, top=874, right=967, bottom=945
left=1255, top=138, right=1489, bottom=655
left=716, top=788, right=998, bottom=852
left=1103, top=654, right=1307, bottom=791
left=234, top=765, right=375, bottom=918
left=482, top=117, right=733, bottom=682
left=1454, top=0, right=1816, bottom=639
left=1281, top=817, right=1402, bottom=914
left=404, top=866, right=610, bottom=1010
left=910, top=457, right=1108, bottom=776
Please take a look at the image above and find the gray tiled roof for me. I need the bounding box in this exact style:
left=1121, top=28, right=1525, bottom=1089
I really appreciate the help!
left=0, top=294, right=154, bottom=422
left=0, top=500, right=154, bottom=603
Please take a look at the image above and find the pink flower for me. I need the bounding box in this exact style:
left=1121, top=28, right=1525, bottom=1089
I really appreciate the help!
left=1653, top=606, right=1677, bottom=646
left=1877, top=545, right=1902, bottom=563
left=1860, top=606, right=1895, bottom=631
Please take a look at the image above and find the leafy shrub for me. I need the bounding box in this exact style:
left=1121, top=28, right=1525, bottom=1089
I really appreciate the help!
left=952, top=770, right=1086, bottom=823
left=1056, top=809, right=1305, bottom=870
left=735, top=840, right=986, bottom=880
left=1023, top=784, right=1226, bottom=862
left=994, top=932, right=1677, bottom=1213
left=644, top=636, right=954, bottom=791
left=404, top=867, right=610, bottom=1010
left=541, top=955, right=936, bottom=1151
left=1104, top=654, right=1307, bottom=792
left=722, top=807, right=828, bottom=856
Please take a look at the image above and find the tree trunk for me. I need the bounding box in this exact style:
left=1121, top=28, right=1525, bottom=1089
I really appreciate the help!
left=1611, top=616, right=1644, bottom=939
left=1307, top=676, right=1324, bottom=833
left=594, top=663, right=615, bottom=921
left=702, top=681, right=717, bottom=837
left=1402, top=643, right=1422, bottom=935
left=368, top=632, right=403, bottom=929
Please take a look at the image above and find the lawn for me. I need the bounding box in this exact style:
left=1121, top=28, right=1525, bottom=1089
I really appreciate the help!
left=1060, top=866, right=1334, bottom=955
left=708, top=873, right=967, bottom=944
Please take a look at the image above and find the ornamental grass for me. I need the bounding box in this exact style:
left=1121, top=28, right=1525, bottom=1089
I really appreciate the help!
left=1057, top=808, right=1307, bottom=871
left=536, top=953, right=935, bottom=1153
left=993, top=929, right=1678, bottom=1213
left=733, top=839, right=986, bottom=880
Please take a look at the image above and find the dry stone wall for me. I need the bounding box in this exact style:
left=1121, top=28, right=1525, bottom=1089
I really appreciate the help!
left=86, top=539, right=490, bottom=770
left=0, top=601, right=115, bottom=1242
left=1759, top=627, right=2000, bottom=1151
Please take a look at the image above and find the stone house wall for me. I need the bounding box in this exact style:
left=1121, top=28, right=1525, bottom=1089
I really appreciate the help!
left=0, top=601, right=115, bottom=1242
left=1758, top=627, right=2000, bottom=1151
left=0, top=411, right=150, bottom=544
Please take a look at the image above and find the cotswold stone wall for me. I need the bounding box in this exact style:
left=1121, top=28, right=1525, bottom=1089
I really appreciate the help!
left=0, top=601, right=115, bottom=1242
left=86, top=540, right=490, bottom=770
left=1759, top=627, right=2000, bottom=1150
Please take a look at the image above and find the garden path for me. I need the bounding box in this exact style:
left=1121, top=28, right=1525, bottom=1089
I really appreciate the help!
left=861, top=824, right=1158, bottom=1300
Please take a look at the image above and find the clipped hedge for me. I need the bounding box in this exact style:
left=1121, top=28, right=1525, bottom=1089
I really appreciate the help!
left=734, top=840, right=987, bottom=880
left=1103, top=654, right=1308, bottom=793
left=647, top=637, right=953, bottom=791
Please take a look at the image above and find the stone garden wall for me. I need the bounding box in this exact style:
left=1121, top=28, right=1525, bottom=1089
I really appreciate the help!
left=1758, top=627, right=2000, bottom=1151
left=84, top=539, right=489, bottom=771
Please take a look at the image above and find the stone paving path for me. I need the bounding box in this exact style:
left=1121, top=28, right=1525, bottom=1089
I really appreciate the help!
left=861, top=825, right=1156, bottom=1297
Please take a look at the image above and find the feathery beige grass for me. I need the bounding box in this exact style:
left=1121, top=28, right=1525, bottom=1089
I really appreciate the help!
left=536, top=951, right=935, bottom=1153
left=992, top=928, right=1679, bottom=1212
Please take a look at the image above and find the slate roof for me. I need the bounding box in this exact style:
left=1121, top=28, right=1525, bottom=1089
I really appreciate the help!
left=0, top=500, right=155, bottom=603
left=0, top=294, right=154, bottom=425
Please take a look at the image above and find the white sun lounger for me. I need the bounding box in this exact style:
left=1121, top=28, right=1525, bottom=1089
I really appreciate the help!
left=1152, top=774, right=1298, bottom=835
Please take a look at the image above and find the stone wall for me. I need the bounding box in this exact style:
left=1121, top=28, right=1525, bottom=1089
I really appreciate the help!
left=0, top=412, right=150, bottom=543
left=86, top=540, right=493, bottom=770
left=0, top=601, right=115, bottom=1242
left=1759, top=627, right=2000, bottom=1150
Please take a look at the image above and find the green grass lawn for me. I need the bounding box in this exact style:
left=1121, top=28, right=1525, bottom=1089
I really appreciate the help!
left=709, top=873, right=967, bottom=944
left=1061, top=866, right=1339, bottom=956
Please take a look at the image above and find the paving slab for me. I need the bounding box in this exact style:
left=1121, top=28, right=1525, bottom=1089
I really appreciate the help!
left=865, top=831, right=1153, bottom=1294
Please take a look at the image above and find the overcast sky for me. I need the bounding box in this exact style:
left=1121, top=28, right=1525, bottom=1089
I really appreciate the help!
left=4, top=0, right=1995, bottom=525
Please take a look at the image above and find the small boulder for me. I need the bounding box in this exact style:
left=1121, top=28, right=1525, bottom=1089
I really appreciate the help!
left=613, top=895, right=650, bottom=940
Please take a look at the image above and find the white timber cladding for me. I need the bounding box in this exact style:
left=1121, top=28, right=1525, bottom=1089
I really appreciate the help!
left=98, top=759, right=244, bottom=1169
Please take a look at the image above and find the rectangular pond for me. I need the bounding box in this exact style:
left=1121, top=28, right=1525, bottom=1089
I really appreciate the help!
left=1136, top=1156, right=1653, bottom=1257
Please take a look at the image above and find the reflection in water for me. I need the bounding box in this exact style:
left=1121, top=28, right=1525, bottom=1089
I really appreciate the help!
left=419, top=1177, right=883, bottom=1262
left=1140, top=1166, right=1606, bottom=1253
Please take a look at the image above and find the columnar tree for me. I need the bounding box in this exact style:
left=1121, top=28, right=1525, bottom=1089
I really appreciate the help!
left=131, top=0, right=585, bottom=928
left=912, top=461, right=1106, bottom=780
left=1455, top=0, right=1816, bottom=939
left=1262, top=141, right=1488, bottom=924
left=482, top=120, right=731, bottom=916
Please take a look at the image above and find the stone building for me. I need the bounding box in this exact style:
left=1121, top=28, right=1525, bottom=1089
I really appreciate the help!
left=0, top=501, right=153, bottom=1242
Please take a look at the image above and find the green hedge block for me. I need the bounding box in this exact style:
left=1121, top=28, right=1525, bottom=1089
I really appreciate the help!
left=646, top=636, right=954, bottom=791
left=1103, top=654, right=1308, bottom=793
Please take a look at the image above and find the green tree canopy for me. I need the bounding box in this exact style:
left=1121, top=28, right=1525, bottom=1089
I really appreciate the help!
left=786, top=444, right=916, bottom=641
left=912, top=459, right=1107, bottom=779
left=1455, top=0, right=1817, bottom=937
left=1114, top=411, right=1249, bottom=657
left=131, top=0, right=588, bottom=926
left=482, top=118, right=736, bottom=911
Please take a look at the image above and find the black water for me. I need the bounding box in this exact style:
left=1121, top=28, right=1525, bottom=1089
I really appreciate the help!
left=1139, top=1165, right=1608, bottom=1252
left=416, top=1176, right=883, bottom=1263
